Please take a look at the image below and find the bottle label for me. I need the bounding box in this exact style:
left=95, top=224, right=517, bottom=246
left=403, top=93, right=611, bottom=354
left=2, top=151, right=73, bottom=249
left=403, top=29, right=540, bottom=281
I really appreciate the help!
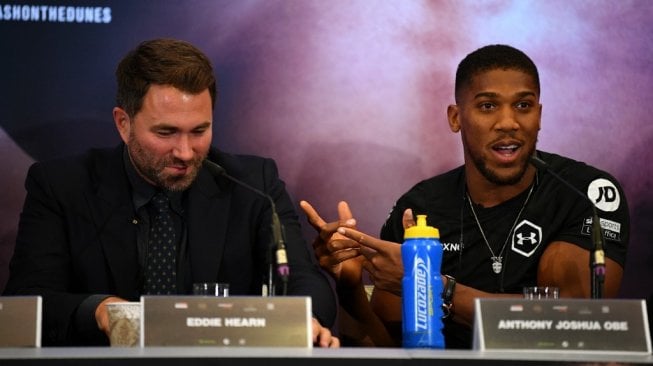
left=414, top=257, right=430, bottom=331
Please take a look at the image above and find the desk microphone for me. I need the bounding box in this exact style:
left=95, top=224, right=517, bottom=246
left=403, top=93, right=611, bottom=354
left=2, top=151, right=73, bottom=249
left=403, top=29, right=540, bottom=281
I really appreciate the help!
left=529, top=155, right=605, bottom=299
left=203, top=159, right=290, bottom=295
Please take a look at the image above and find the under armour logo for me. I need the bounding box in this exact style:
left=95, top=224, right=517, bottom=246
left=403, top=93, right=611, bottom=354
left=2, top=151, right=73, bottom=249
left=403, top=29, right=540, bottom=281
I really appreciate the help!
left=516, top=232, right=538, bottom=245
left=512, top=220, right=542, bottom=258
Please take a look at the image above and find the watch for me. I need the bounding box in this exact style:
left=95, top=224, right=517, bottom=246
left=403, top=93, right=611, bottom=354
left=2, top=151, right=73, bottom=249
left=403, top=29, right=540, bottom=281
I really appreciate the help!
left=442, top=274, right=456, bottom=318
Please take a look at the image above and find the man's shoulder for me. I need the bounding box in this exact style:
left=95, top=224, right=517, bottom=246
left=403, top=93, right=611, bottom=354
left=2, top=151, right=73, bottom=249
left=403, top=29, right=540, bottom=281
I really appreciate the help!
left=29, top=146, right=121, bottom=177
left=23, top=146, right=125, bottom=203
left=536, top=150, right=627, bottom=215
left=209, top=149, right=270, bottom=168
left=395, top=165, right=464, bottom=208
left=537, top=150, right=621, bottom=186
left=207, top=148, right=279, bottom=182
left=410, top=165, right=464, bottom=193
left=382, top=165, right=464, bottom=238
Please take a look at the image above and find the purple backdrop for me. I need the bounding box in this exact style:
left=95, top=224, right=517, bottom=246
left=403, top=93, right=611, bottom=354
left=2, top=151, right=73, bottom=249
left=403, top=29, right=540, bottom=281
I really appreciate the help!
left=1, top=0, right=651, bottom=298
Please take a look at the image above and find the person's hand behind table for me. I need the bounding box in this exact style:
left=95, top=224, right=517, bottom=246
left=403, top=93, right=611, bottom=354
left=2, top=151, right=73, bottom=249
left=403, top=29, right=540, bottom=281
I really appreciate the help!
left=312, top=317, right=340, bottom=348
left=300, top=200, right=363, bottom=287
left=95, top=296, right=129, bottom=337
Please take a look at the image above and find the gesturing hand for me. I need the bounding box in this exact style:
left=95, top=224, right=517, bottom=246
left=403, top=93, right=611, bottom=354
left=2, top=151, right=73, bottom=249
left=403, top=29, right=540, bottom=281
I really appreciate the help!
left=335, top=208, right=416, bottom=296
left=300, top=200, right=364, bottom=287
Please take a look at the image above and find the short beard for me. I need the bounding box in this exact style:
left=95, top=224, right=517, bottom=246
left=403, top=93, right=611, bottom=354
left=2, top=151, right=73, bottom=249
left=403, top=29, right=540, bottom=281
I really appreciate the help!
left=127, top=135, right=205, bottom=192
left=471, top=154, right=529, bottom=186
left=463, top=132, right=535, bottom=186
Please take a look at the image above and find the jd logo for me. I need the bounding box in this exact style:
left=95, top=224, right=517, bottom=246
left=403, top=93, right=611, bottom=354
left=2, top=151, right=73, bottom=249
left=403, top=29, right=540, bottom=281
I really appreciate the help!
left=587, top=178, right=620, bottom=212
left=596, top=186, right=617, bottom=203
left=512, top=220, right=542, bottom=257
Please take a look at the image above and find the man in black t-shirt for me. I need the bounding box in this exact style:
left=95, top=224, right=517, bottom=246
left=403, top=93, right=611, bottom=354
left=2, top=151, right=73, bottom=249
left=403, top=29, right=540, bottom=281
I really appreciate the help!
left=379, top=150, right=628, bottom=347
left=301, top=44, right=629, bottom=348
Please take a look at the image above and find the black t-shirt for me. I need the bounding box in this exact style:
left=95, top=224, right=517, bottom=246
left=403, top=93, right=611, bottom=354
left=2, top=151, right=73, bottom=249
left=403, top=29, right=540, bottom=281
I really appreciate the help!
left=380, top=150, right=629, bottom=348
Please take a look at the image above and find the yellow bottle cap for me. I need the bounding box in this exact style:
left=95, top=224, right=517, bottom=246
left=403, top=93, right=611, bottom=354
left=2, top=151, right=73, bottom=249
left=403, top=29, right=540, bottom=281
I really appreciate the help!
left=404, top=214, right=440, bottom=239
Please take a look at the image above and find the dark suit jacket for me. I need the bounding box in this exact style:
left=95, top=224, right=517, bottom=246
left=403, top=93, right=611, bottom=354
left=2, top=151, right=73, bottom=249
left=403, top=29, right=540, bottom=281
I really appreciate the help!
left=4, top=145, right=336, bottom=345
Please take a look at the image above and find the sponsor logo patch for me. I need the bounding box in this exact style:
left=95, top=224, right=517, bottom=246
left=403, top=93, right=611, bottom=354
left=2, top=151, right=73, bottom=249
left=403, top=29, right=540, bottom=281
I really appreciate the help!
left=587, top=178, right=620, bottom=212
left=512, top=220, right=542, bottom=257
left=581, top=217, right=622, bottom=242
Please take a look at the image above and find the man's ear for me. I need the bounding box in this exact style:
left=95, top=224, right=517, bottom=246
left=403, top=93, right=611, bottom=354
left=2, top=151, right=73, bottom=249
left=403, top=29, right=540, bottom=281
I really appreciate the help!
left=447, top=104, right=461, bottom=133
left=537, top=103, right=543, bottom=131
left=113, top=107, right=130, bottom=143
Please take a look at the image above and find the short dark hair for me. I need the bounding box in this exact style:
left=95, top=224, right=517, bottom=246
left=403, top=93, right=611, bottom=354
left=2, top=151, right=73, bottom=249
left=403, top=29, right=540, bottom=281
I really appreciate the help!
left=115, top=38, right=217, bottom=117
left=454, top=44, right=539, bottom=103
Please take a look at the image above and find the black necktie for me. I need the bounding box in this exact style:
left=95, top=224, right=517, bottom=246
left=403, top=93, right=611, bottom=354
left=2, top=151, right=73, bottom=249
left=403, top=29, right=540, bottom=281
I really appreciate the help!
left=144, top=192, right=177, bottom=295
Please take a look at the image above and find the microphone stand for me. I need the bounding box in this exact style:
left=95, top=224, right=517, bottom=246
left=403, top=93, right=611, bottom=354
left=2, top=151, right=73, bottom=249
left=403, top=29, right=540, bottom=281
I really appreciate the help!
left=203, top=160, right=290, bottom=296
left=589, top=210, right=605, bottom=299
left=530, top=156, right=605, bottom=299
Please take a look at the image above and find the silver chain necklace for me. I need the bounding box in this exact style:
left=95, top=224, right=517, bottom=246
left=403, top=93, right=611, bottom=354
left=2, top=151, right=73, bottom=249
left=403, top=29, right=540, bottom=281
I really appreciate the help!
left=466, top=182, right=535, bottom=274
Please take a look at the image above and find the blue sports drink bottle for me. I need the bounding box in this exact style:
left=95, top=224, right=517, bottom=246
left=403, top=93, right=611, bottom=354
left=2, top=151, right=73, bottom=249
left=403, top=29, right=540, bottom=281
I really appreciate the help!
left=401, top=214, right=445, bottom=348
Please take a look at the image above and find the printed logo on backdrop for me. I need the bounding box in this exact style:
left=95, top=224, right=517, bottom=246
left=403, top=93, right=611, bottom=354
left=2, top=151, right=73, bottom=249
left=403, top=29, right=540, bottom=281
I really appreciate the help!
left=0, top=3, right=112, bottom=23
left=511, top=220, right=542, bottom=257
left=587, top=178, right=620, bottom=212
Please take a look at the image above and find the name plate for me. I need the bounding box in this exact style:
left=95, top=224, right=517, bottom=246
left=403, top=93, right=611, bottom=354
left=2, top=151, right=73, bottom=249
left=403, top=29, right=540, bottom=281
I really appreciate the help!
left=473, top=298, right=651, bottom=354
left=141, top=296, right=311, bottom=347
left=0, top=296, right=41, bottom=347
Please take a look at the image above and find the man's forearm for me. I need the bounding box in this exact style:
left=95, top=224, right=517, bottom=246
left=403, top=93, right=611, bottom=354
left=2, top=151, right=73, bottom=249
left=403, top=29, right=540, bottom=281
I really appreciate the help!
left=336, top=283, right=396, bottom=346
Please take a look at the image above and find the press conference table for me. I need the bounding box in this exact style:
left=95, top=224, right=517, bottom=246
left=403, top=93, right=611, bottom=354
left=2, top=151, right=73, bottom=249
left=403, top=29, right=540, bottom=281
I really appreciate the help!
left=1, top=347, right=652, bottom=365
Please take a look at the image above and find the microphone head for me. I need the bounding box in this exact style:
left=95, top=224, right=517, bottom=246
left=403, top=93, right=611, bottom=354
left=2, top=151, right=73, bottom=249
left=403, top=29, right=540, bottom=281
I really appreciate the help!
left=203, top=159, right=226, bottom=176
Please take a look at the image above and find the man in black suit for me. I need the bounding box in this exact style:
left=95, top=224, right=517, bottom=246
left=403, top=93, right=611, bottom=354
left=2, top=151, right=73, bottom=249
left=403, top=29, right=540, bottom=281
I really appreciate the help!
left=3, top=38, right=338, bottom=347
